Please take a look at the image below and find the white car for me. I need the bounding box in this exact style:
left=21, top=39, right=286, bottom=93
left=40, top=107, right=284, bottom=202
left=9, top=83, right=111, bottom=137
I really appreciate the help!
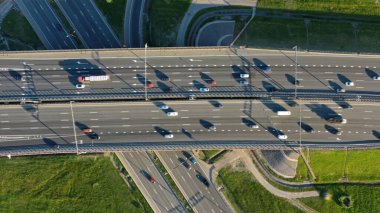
left=278, top=134, right=288, bottom=140
left=373, top=76, right=380, bottom=80
left=337, top=88, right=346, bottom=93
left=160, top=105, right=169, bottom=110
left=249, top=124, right=259, bottom=129
left=240, top=74, right=249, bottom=78
left=164, top=134, right=174, bottom=139
left=345, top=81, right=354, bottom=86
left=76, top=84, right=85, bottom=89
left=208, top=125, right=216, bottom=130
left=166, top=111, right=178, bottom=117
left=239, top=80, right=249, bottom=85
left=199, top=87, right=209, bottom=92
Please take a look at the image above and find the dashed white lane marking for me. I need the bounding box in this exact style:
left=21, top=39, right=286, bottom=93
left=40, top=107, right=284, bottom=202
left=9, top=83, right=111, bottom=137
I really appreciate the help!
left=90, top=119, right=98, bottom=121
left=59, top=112, right=68, bottom=115
left=1, top=121, right=9, bottom=123
left=89, top=112, right=98, bottom=114
left=0, top=114, right=8, bottom=116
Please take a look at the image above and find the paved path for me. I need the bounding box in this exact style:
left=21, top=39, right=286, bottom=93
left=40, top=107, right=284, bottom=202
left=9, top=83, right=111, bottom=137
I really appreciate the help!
left=176, top=0, right=256, bottom=46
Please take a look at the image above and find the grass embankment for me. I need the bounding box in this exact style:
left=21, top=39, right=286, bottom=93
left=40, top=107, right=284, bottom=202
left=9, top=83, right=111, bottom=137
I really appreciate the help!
left=217, top=164, right=302, bottom=213
left=202, top=150, right=221, bottom=160
left=0, top=154, right=151, bottom=212
left=296, top=150, right=380, bottom=183
left=148, top=0, right=191, bottom=46
left=94, top=0, right=127, bottom=43
left=1, top=10, right=44, bottom=50
left=236, top=0, right=380, bottom=53
left=301, top=184, right=380, bottom=212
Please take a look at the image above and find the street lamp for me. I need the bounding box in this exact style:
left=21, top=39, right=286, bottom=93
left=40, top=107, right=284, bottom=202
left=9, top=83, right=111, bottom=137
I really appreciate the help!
left=144, top=43, right=148, bottom=101
left=292, top=45, right=298, bottom=99
left=66, top=31, right=76, bottom=38
left=70, top=101, right=79, bottom=155
left=299, top=102, right=302, bottom=149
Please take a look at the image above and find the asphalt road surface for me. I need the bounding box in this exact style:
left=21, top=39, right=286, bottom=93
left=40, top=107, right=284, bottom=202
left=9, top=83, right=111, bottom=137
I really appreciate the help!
left=14, top=0, right=77, bottom=49
left=56, top=0, right=120, bottom=49
left=117, top=152, right=186, bottom=213
left=157, top=151, right=231, bottom=213
left=0, top=100, right=379, bottom=149
left=0, top=52, right=379, bottom=98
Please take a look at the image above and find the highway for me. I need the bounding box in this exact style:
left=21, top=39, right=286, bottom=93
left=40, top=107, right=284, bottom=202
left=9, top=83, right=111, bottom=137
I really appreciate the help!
left=14, top=0, right=77, bottom=49
left=0, top=100, right=379, bottom=150
left=116, top=152, right=186, bottom=213
left=157, top=151, right=231, bottom=213
left=56, top=0, right=120, bottom=49
left=0, top=50, right=379, bottom=102
left=124, top=0, right=145, bottom=47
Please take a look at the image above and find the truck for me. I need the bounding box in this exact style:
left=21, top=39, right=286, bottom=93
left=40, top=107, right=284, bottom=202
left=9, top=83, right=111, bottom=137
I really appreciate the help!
left=77, top=75, right=110, bottom=83
left=277, top=111, right=291, bottom=116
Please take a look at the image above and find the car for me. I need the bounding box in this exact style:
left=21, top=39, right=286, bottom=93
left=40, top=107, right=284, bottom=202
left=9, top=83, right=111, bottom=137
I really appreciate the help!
left=239, top=80, right=249, bottom=85
left=267, top=87, right=278, bottom=92
left=199, top=87, right=209, bottom=92
left=161, top=76, right=170, bottom=81
left=164, top=133, right=174, bottom=139
left=249, top=124, right=259, bottom=129
left=278, top=134, right=288, bottom=140
left=345, top=81, right=354, bottom=86
left=55, top=23, right=63, bottom=31
left=240, top=74, right=249, bottom=78
left=330, top=128, right=342, bottom=135
left=341, top=103, right=353, bottom=109
left=178, top=158, right=190, bottom=170
left=166, top=111, right=178, bottom=116
left=188, top=156, right=197, bottom=164
left=160, top=105, right=169, bottom=110
left=88, top=132, right=100, bottom=140
left=261, top=66, right=272, bottom=72
left=373, top=76, right=380, bottom=80
left=164, top=87, right=173, bottom=93
left=303, top=125, right=315, bottom=133
left=76, top=84, right=85, bottom=89
left=196, top=174, right=210, bottom=187
left=208, top=125, right=216, bottom=130
left=146, top=82, right=154, bottom=88
left=209, top=80, right=216, bottom=86
left=337, top=88, right=345, bottom=93
left=82, top=128, right=93, bottom=133
left=21, top=76, right=26, bottom=81
left=325, top=116, right=347, bottom=124
left=141, top=170, right=155, bottom=183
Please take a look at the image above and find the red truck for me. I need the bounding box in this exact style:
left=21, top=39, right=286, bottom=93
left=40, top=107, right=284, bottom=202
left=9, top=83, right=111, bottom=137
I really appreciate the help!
left=77, top=75, right=110, bottom=83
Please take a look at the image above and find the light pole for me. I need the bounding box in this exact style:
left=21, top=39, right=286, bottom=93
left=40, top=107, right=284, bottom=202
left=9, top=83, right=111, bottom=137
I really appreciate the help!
left=292, top=45, right=298, bottom=99
left=299, top=102, right=302, bottom=149
left=144, top=43, right=148, bottom=101
left=70, top=101, right=79, bottom=155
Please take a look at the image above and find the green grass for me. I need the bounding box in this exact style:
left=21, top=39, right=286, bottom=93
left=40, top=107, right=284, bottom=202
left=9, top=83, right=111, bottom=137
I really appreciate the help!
left=237, top=16, right=307, bottom=49
left=300, top=184, right=380, bottom=212
left=94, top=0, right=127, bottom=44
left=257, top=0, right=380, bottom=17
left=0, top=154, right=152, bottom=212
left=148, top=0, right=191, bottom=46
left=217, top=165, right=302, bottom=213
left=295, top=150, right=380, bottom=183
left=202, top=150, right=221, bottom=160
left=1, top=9, right=44, bottom=50
left=357, top=22, right=380, bottom=52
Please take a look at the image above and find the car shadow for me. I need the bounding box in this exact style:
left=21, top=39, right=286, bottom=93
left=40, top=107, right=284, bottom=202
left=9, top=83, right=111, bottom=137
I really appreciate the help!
left=157, top=81, right=172, bottom=93
left=260, top=99, right=287, bottom=113
left=337, top=73, right=351, bottom=84
left=192, top=80, right=205, bottom=90
left=43, top=138, right=57, bottom=147
left=298, top=122, right=314, bottom=133
left=267, top=126, right=283, bottom=137
left=325, top=124, right=339, bottom=134
left=242, top=118, right=257, bottom=127
left=209, top=100, right=222, bottom=108
left=58, top=59, right=105, bottom=86
left=182, top=128, right=193, bottom=139
left=306, top=104, right=338, bottom=119
left=154, top=69, right=169, bottom=81
left=372, top=130, right=380, bottom=139
left=200, top=72, right=214, bottom=84
left=253, top=58, right=269, bottom=69
left=285, top=73, right=299, bottom=85
left=262, top=81, right=278, bottom=92
left=9, top=70, right=22, bottom=81
left=365, top=68, right=378, bottom=79
left=328, top=80, right=342, bottom=91
left=199, top=119, right=214, bottom=129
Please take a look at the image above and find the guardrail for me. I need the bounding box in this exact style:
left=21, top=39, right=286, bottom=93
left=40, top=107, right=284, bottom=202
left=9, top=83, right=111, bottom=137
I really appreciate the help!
left=1, top=140, right=380, bottom=157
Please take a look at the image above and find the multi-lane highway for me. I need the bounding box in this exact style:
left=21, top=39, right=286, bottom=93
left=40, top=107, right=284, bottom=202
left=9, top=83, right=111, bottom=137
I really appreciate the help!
left=0, top=48, right=379, bottom=102
left=116, top=152, right=186, bottom=213
left=56, top=0, right=120, bottom=49
left=157, top=151, right=231, bottom=213
left=14, top=0, right=77, bottom=49
left=0, top=100, right=379, bottom=151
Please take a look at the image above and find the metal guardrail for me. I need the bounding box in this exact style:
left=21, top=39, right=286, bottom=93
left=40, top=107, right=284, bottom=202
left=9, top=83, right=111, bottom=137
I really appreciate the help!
left=1, top=141, right=380, bottom=157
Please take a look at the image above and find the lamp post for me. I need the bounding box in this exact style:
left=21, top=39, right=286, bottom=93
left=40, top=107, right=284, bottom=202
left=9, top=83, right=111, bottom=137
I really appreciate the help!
left=70, top=101, right=79, bottom=155
left=144, top=43, right=148, bottom=101
left=293, top=45, right=298, bottom=99
left=299, top=102, right=302, bottom=149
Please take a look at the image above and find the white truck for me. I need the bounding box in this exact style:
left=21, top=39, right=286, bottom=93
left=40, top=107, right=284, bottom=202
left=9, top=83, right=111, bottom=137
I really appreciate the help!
left=277, top=111, right=291, bottom=116
left=77, top=75, right=110, bottom=83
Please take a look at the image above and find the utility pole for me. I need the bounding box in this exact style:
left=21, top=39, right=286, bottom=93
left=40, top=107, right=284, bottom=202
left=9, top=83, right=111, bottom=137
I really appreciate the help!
left=70, top=101, right=79, bottom=155
left=144, top=43, right=148, bottom=101
left=293, top=45, right=298, bottom=99
left=299, top=102, right=302, bottom=149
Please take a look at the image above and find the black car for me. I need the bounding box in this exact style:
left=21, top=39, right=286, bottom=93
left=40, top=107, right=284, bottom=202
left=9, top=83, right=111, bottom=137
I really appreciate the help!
left=178, top=157, right=190, bottom=169
left=267, top=87, right=278, bottom=92
left=196, top=174, right=210, bottom=187
left=88, top=132, right=100, bottom=140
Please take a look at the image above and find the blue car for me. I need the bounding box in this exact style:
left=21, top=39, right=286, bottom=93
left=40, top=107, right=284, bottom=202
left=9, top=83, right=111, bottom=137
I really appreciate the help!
left=261, top=66, right=272, bottom=72
left=189, top=156, right=197, bottom=164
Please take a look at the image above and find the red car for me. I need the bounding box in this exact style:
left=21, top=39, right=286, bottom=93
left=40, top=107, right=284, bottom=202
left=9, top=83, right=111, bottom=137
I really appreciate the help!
left=149, top=176, right=155, bottom=183
left=209, top=80, right=216, bottom=86
left=146, top=82, right=154, bottom=88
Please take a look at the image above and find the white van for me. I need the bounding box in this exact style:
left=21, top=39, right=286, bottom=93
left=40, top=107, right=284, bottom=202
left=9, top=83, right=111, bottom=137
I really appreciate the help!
left=240, top=74, right=249, bottom=78
left=278, top=134, right=288, bottom=140
left=277, top=111, right=291, bottom=116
